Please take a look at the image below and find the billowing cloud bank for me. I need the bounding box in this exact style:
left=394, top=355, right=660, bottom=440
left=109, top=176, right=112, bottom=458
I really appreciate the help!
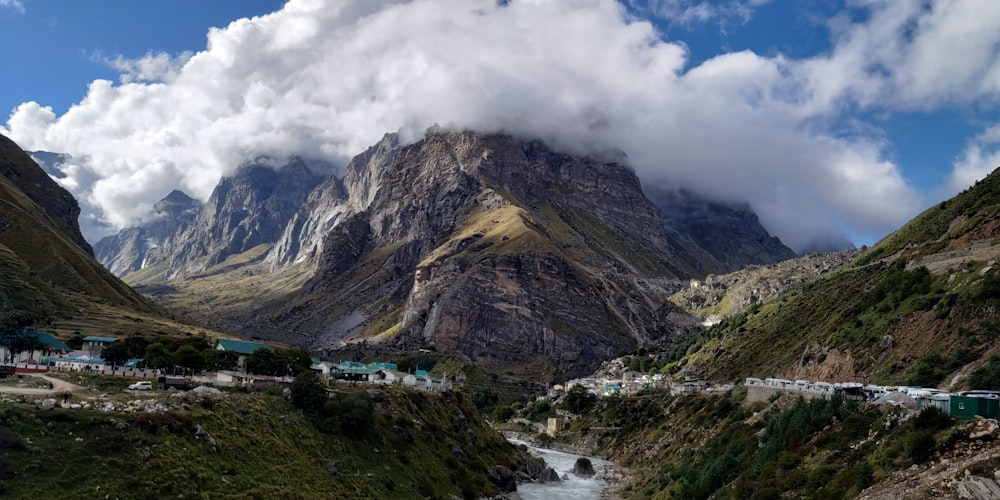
left=5, top=0, right=1000, bottom=251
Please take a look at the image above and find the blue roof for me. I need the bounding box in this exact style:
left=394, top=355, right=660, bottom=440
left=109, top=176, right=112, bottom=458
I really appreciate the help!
left=214, top=339, right=273, bottom=355
left=82, top=336, right=118, bottom=343
left=16, top=330, right=72, bottom=352
left=415, top=369, right=429, bottom=377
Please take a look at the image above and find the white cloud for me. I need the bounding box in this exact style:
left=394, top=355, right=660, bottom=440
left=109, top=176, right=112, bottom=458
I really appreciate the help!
left=0, top=0, right=24, bottom=14
left=106, top=51, right=194, bottom=84
left=4, top=0, right=999, bottom=252
left=947, top=124, right=1000, bottom=195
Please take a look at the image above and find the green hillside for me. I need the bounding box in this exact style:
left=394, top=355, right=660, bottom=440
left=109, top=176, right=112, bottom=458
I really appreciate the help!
left=683, top=167, right=1000, bottom=387
left=0, top=382, right=526, bottom=499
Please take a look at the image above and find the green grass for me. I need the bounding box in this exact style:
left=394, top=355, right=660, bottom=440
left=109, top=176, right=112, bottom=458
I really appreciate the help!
left=0, top=386, right=527, bottom=499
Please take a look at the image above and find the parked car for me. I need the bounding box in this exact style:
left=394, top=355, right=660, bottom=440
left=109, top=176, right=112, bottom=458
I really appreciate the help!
left=128, top=381, right=152, bottom=391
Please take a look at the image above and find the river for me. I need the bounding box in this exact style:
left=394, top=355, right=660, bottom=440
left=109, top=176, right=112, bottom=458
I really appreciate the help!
left=508, top=438, right=613, bottom=500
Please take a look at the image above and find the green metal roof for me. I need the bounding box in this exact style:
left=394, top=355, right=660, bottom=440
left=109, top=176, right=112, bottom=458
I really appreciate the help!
left=214, top=339, right=273, bottom=355
left=16, top=330, right=72, bottom=352
left=82, top=336, right=118, bottom=343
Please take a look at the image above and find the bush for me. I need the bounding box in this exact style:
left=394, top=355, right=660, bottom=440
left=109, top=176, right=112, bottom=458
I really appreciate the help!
left=905, top=429, right=937, bottom=464
left=290, top=370, right=328, bottom=414
left=0, top=430, right=26, bottom=451
left=339, top=392, right=375, bottom=436
left=969, top=355, right=1000, bottom=390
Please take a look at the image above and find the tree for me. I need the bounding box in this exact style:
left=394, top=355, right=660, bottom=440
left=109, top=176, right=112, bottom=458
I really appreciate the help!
left=175, top=345, right=206, bottom=374
left=123, top=335, right=149, bottom=359
left=246, top=348, right=279, bottom=375
left=290, top=370, right=328, bottom=414
left=558, top=385, right=597, bottom=414
left=339, top=392, right=375, bottom=436
left=66, top=333, right=86, bottom=351
left=281, top=348, right=312, bottom=375
left=143, top=342, right=174, bottom=370
left=472, top=387, right=499, bottom=413
left=101, top=342, right=131, bottom=369
left=203, top=349, right=240, bottom=371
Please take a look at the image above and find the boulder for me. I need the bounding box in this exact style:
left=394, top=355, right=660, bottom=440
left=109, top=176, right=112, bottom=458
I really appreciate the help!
left=538, top=467, right=561, bottom=483
left=191, top=386, right=222, bottom=394
left=40, top=399, right=56, bottom=409
left=572, top=457, right=596, bottom=477
left=393, top=425, right=415, bottom=445
left=451, top=445, right=469, bottom=463
left=525, top=456, right=547, bottom=478
left=488, top=465, right=517, bottom=493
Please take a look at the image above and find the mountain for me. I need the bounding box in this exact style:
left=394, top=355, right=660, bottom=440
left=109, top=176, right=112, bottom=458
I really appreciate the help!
left=0, top=133, right=164, bottom=331
left=127, top=157, right=326, bottom=280
left=94, top=190, right=202, bottom=276
left=114, top=129, right=798, bottom=378
left=680, top=167, right=1000, bottom=387
left=646, top=185, right=798, bottom=273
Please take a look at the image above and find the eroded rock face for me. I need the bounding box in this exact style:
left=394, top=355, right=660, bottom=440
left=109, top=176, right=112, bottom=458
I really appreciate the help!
left=94, top=190, right=202, bottom=276
left=272, top=130, right=700, bottom=377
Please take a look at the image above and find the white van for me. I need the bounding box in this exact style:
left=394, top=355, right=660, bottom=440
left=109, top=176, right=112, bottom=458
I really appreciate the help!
left=128, top=381, right=152, bottom=391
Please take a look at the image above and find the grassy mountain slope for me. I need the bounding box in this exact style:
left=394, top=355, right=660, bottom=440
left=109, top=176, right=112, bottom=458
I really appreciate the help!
left=0, top=383, right=527, bottom=499
left=682, top=167, right=1000, bottom=386
left=0, top=134, right=223, bottom=338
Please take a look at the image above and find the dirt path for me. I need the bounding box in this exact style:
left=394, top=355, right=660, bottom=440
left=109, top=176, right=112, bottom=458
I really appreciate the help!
left=0, top=373, right=83, bottom=396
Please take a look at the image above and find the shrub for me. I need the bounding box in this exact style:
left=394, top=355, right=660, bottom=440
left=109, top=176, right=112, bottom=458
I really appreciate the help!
left=339, top=392, right=375, bottom=436
left=905, top=429, right=936, bottom=464
left=0, top=430, right=26, bottom=451
left=290, top=370, right=328, bottom=414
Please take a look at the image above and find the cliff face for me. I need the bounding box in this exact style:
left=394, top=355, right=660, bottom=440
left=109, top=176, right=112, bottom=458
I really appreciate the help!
left=261, top=131, right=700, bottom=377
left=1, top=137, right=92, bottom=256
left=145, top=158, right=325, bottom=278
left=94, top=190, right=202, bottom=276
left=102, top=129, right=799, bottom=377
left=646, top=185, right=797, bottom=273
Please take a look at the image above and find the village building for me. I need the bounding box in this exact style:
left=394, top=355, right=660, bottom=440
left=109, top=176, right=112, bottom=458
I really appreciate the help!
left=1, top=330, right=72, bottom=366
left=82, top=336, right=118, bottom=357
left=213, top=339, right=273, bottom=370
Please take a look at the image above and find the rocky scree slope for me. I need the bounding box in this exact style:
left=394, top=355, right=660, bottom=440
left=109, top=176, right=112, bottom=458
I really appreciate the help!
left=670, top=248, right=862, bottom=321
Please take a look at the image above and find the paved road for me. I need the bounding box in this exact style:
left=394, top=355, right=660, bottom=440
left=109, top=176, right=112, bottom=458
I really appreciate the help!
left=0, top=373, right=82, bottom=396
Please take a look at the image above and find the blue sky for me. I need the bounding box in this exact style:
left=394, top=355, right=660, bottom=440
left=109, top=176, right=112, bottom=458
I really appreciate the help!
left=0, top=1, right=284, bottom=115
left=2, top=0, right=999, bottom=252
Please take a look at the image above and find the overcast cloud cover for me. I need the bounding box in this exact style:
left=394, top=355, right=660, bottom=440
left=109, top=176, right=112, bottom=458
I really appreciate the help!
left=4, top=0, right=1000, bottom=252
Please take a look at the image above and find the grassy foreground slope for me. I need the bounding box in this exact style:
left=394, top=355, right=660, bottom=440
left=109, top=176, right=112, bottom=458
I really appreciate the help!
left=0, top=384, right=526, bottom=499
left=682, top=167, right=1000, bottom=386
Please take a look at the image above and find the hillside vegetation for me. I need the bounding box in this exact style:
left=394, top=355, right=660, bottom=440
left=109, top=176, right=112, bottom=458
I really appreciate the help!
left=557, top=389, right=964, bottom=500
left=680, top=168, right=1000, bottom=386
left=0, top=381, right=526, bottom=499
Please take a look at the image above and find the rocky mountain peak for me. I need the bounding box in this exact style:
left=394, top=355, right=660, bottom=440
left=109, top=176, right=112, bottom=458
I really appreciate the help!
left=645, top=185, right=797, bottom=273
left=94, top=189, right=203, bottom=277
